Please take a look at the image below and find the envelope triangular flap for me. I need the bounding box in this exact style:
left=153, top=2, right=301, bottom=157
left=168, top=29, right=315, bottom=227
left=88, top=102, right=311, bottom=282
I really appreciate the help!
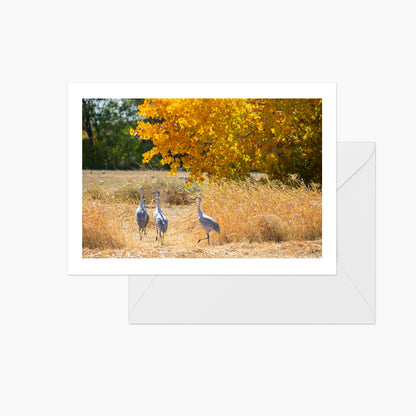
left=337, top=142, right=376, bottom=320
left=337, top=142, right=375, bottom=188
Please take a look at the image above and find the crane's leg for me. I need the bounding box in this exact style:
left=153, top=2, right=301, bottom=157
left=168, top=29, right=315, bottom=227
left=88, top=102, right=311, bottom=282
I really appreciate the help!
left=197, top=232, right=210, bottom=245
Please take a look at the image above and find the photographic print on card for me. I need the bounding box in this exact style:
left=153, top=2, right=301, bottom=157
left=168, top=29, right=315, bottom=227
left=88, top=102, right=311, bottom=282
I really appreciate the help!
left=68, top=83, right=336, bottom=275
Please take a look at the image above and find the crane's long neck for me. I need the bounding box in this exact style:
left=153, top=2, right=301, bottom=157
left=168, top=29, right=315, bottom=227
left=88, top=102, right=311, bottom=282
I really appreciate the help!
left=140, top=188, right=144, bottom=205
left=197, top=199, right=203, bottom=217
left=156, top=199, right=160, bottom=210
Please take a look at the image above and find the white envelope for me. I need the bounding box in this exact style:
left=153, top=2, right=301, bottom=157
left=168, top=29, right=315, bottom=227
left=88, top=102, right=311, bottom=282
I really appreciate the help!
left=128, top=142, right=376, bottom=324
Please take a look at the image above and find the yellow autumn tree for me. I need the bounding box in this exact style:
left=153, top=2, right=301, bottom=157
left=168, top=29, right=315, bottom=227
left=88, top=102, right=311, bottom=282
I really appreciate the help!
left=130, top=98, right=321, bottom=185
left=249, top=99, right=322, bottom=184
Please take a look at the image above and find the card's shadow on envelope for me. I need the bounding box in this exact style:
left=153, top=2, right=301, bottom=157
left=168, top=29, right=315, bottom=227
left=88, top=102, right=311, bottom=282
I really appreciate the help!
left=128, top=142, right=376, bottom=324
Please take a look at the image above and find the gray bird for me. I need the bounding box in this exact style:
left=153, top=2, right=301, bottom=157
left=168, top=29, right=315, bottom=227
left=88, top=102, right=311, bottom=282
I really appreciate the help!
left=192, top=196, right=220, bottom=245
left=142, top=199, right=149, bottom=233
left=151, top=190, right=163, bottom=223
left=136, top=186, right=149, bottom=240
left=152, top=196, right=168, bottom=243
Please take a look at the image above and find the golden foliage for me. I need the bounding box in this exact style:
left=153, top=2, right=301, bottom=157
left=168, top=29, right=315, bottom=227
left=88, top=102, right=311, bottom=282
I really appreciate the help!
left=130, top=99, right=322, bottom=184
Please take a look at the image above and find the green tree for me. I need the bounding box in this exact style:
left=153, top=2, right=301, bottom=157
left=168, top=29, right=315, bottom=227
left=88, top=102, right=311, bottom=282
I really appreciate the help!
left=82, top=99, right=160, bottom=170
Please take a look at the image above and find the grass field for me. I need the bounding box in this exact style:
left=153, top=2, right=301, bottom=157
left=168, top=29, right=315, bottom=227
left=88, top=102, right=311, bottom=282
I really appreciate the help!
left=82, top=170, right=322, bottom=258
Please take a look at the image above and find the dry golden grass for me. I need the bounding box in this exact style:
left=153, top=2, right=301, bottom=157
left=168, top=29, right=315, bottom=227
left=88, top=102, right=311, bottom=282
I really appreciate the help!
left=82, top=199, right=124, bottom=249
left=82, top=240, right=322, bottom=259
left=205, top=180, right=321, bottom=244
left=82, top=170, right=322, bottom=258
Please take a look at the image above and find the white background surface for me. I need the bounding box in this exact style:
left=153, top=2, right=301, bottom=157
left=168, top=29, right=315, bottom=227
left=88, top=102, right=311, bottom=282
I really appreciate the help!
left=1, top=1, right=415, bottom=415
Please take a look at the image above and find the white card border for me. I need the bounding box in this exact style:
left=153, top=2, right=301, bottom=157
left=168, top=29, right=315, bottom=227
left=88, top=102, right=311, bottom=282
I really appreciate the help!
left=68, top=83, right=336, bottom=275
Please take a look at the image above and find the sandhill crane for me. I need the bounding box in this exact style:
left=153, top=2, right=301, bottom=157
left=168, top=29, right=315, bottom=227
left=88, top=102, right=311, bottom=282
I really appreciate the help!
left=152, top=190, right=160, bottom=224
left=192, top=196, right=220, bottom=245
left=136, top=186, right=149, bottom=240
left=152, top=196, right=168, bottom=243
left=143, top=199, right=148, bottom=234
left=151, top=190, right=167, bottom=224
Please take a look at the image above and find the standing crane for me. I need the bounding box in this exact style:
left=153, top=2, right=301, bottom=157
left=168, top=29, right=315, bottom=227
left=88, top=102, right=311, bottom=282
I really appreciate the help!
left=152, top=196, right=168, bottom=243
left=151, top=190, right=162, bottom=224
left=151, top=191, right=168, bottom=243
left=135, top=186, right=149, bottom=240
left=151, top=191, right=168, bottom=226
left=192, top=196, right=220, bottom=245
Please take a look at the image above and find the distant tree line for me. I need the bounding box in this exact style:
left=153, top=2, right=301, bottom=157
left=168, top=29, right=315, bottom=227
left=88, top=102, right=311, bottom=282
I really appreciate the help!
left=82, top=99, right=164, bottom=170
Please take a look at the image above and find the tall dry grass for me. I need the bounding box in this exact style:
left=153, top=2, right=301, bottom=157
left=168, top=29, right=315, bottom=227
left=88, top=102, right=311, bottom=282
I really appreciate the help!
left=82, top=197, right=150, bottom=249
left=202, top=180, right=321, bottom=243
left=82, top=171, right=321, bottom=254
left=82, top=198, right=126, bottom=249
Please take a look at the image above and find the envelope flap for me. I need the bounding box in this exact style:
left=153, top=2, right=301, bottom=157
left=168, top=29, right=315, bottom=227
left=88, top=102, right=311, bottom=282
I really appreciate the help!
left=337, top=142, right=375, bottom=188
